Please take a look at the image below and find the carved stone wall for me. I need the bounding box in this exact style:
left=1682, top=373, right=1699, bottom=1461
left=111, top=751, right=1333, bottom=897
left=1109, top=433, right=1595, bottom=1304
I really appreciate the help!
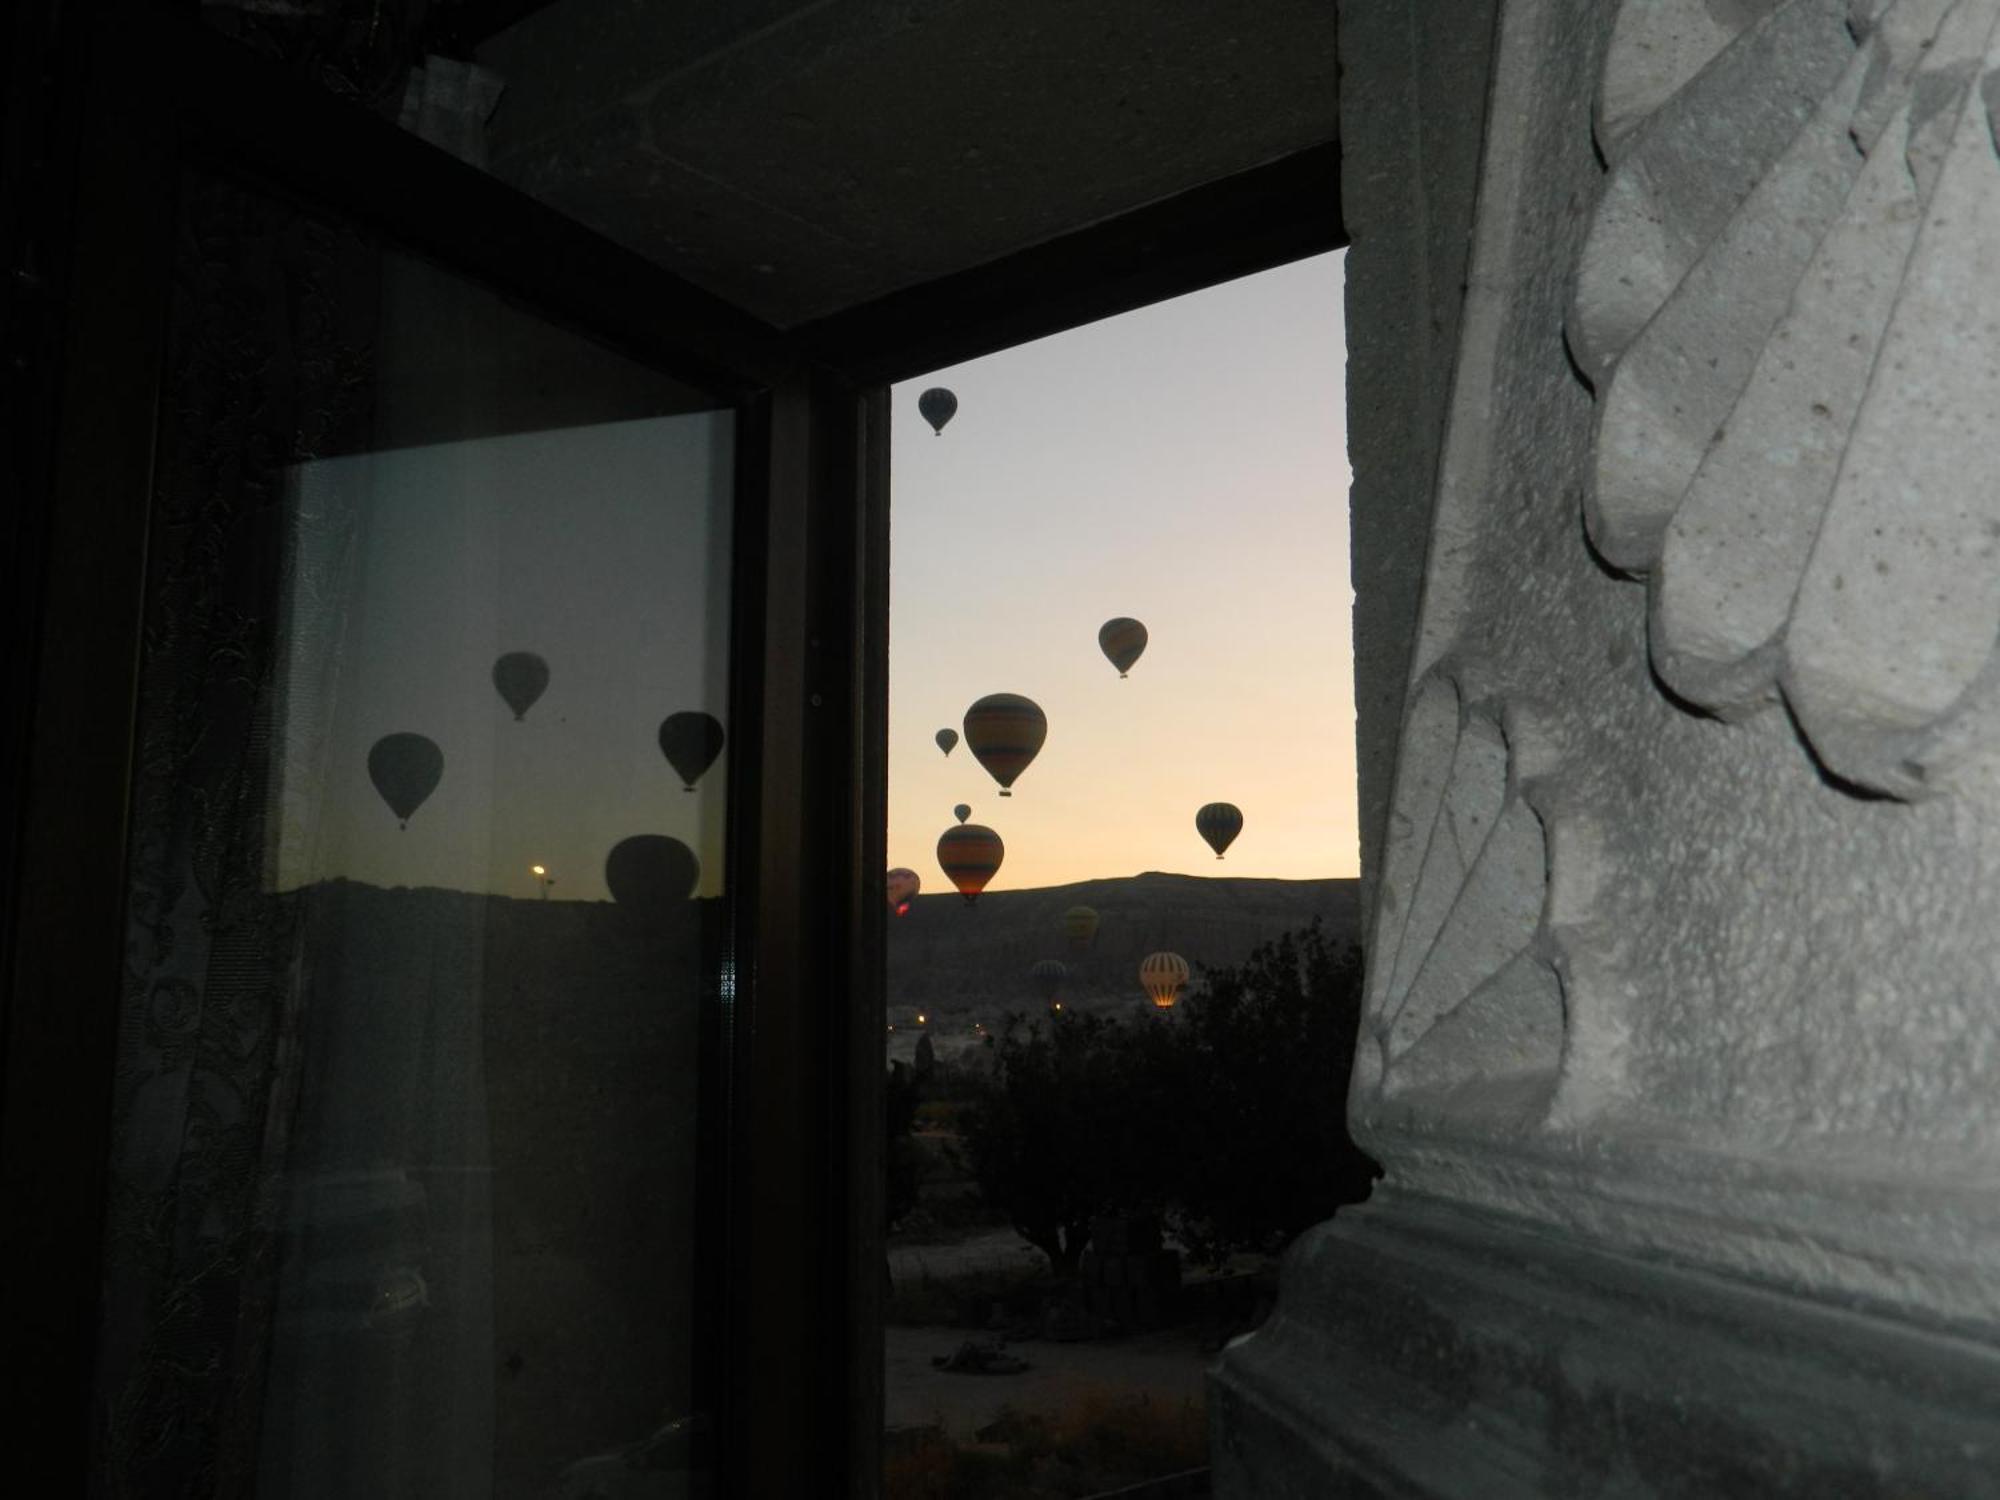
left=1216, top=0, right=2000, bottom=1490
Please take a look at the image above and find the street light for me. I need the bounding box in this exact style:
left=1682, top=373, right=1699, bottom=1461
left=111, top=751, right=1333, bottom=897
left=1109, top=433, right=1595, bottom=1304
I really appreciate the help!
left=531, top=864, right=554, bottom=900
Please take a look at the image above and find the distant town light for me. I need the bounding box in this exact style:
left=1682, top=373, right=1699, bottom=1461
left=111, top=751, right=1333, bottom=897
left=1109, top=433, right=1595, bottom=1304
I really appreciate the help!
left=916, top=1012, right=928, bottom=1025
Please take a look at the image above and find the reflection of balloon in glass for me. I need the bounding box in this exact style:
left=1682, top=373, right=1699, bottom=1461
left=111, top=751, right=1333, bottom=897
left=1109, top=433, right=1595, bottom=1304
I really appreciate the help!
left=1140, top=952, right=1190, bottom=1010
left=367, top=733, right=444, bottom=829
left=935, top=728, right=958, bottom=757
left=918, top=387, right=958, bottom=435
left=492, top=651, right=550, bottom=720
left=659, top=712, right=726, bottom=792
left=1097, top=618, right=1148, bottom=678
left=1030, top=958, right=1067, bottom=1006
left=1195, top=802, right=1244, bottom=859
left=1061, top=905, right=1099, bottom=952
left=937, top=824, right=1003, bottom=905
left=963, top=693, right=1046, bottom=797
left=953, top=803, right=971, bottom=824
left=886, top=867, right=921, bottom=914
left=604, top=835, right=700, bottom=912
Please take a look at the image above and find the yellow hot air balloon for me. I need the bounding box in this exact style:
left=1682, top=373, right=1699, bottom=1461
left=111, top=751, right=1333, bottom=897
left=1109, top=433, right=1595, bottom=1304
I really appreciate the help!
left=937, top=824, right=1005, bottom=904
left=1139, top=951, right=1189, bottom=1010
left=1060, top=906, right=1100, bottom=952
left=963, top=693, right=1047, bottom=797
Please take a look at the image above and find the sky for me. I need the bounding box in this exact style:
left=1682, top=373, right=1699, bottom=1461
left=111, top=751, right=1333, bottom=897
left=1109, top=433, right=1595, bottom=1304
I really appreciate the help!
left=887, top=250, right=1356, bottom=892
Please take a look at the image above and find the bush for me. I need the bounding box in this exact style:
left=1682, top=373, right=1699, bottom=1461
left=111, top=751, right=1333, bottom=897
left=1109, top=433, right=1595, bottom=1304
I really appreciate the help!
left=955, top=923, right=1378, bottom=1274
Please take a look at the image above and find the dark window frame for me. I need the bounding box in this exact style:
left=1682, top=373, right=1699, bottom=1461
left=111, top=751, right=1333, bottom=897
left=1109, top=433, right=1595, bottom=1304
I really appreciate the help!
left=0, top=4, right=1343, bottom=1494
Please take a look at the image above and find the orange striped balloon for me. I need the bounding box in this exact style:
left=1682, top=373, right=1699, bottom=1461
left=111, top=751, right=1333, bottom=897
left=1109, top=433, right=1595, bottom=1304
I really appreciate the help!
left=1098, top=617, right=1148, bottom=677
left=937, top=824, right=1005, bottom=904
left=963, top=693, right=1047, bottom=796
left=1140, top=951, right=1190, bottom=1009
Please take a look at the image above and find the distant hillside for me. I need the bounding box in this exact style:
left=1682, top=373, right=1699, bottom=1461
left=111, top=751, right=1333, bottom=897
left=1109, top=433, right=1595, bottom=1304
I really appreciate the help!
left=887, top=871, right=1358, bottom=1025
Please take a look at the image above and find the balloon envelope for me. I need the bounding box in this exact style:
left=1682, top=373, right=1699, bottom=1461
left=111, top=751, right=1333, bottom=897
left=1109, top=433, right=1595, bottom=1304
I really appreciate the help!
left=492, top=651, right=550, bottom=720
left=918, top=387, right=958, bottom=435
left=1060, top=906, right=1100, bottom=952
left=1196, top=802, right=1244, bottom=859
left=1140, top=951, right=1190, bottom=1010
left=935, top=728, right=958, bottom=757
left=937, top=824, right=1004, bottom=904
left=605, top=835, right=700, bottom=913
left=886, top=867, right=921, bottom=913
left=659, top=711, right=726, bottom=791
left=1030, top=958, right=1067, bottom=1003
left=963, top=694, right=1047, bottom=796
left=1098, top=618, right=1148, bottom=677
left=367, top=733, right=444, bottom=828
left=953, top=803, right=971, bottom=824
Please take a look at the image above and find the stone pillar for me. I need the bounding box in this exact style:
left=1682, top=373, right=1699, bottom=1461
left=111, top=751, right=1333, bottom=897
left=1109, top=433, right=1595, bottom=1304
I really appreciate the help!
left=1214, top=0, right=2000, bottom=1492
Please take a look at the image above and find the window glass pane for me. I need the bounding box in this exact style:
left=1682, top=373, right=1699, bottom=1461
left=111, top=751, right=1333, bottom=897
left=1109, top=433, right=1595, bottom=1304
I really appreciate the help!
left=95, top=169, right=730, bottom=1499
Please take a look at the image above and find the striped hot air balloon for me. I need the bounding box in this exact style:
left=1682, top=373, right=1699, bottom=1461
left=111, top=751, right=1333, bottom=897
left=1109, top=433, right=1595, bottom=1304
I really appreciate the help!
left=1060, top=905, right=1099, bottom=952
left=1098, top=618, right=1148, bottom=677
left=1140, top=951, right=1190, bottom=1010
left=937, top=824, right=1004, bottom=904
left=1195, top=802, right=1243, bottom=859
left=886, top=867, right=921, bottom=915
left=963, top=693, right=1047, bottom=797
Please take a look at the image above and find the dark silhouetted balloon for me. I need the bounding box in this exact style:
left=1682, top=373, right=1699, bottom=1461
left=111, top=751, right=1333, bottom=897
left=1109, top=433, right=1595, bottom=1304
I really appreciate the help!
left=963, top=693, right=1047, bottom=797
left=1196, top=802, right=1244, bottom=859
left=659, top=711, right=726, bottom=791
left=1140, top=951, right=1190, bottom=1010
left=1098, top=618, right=1148, bottom=678
left=367, top=733, right=444, bottom=829
left=935, top=728, right=958, bottom=757
left=492, top=651, right=550, bottom=720
left=953, top=803, right=972, bottom=824
left=918, top=387, right=958, bottom=435
left=937, top=824, right=1004, bottom=904
left=1030, top=958, right=1067, bottom=1006
left=1061, top=905, right=1099, bottom=952
left=887, top=867, right=921, bottom=914
left=605, top=835, right=700, bottom=913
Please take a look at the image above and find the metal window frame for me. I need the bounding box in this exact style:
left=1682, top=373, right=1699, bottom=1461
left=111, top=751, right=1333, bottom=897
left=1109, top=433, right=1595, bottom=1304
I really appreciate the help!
left=0, top=4, right=1343, bottom=1494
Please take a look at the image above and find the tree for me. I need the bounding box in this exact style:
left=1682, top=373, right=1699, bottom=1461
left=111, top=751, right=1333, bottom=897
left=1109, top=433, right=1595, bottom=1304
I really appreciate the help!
left=956, top=1011, right=1140, bottom=1275
left=1164, top=921, right=1379, bottom=1268
left=956, top=922, right=1379, bottom=1275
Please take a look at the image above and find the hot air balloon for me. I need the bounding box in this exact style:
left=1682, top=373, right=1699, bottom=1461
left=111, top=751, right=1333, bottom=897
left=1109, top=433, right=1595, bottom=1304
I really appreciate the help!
left=963, top=693, right=1046, bottom=797
left=605, top=834, right=700, bottom=913
left=492, top=651, right=550, bottom=720
left=1098, top=618, right=1148, bottom=678
left=936, top=728, right=958, bottom=757
left=886, top=867, right=921, bottom=915
left=1196, top=802, right=1244, bottom=859
left=937, top=824, right=1003, bottom=905
left=1030, top=958, right=1067, bottom=1008
left=659, top=711, right=725, bottom=791
left=918, top=387, right=958, bottom=435
left=367, top=733, right=444, bottom=829
left=953, top=803, right=972, bottom=824
left=1140, top=952, right=1190, bottom=1010
left=1060, top=905, right=1100, bottom=952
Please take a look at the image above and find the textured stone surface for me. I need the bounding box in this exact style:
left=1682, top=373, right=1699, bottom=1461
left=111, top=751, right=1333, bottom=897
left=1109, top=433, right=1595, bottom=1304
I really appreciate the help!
left=1214, top=1194, right=2000, bottom=1499
left=1217, top=0, right=2000, bottom=1490
left=1343, top=0, right=1503, bottom=929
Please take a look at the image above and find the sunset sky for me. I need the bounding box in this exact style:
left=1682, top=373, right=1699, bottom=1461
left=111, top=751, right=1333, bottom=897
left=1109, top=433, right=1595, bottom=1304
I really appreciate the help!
left=887, top=250, right=1356, bottom=892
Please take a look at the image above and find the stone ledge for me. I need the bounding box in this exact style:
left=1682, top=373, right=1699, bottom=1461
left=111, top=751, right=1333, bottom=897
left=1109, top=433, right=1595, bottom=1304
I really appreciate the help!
left=1209, top=1191, right=2000, bottom=1498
